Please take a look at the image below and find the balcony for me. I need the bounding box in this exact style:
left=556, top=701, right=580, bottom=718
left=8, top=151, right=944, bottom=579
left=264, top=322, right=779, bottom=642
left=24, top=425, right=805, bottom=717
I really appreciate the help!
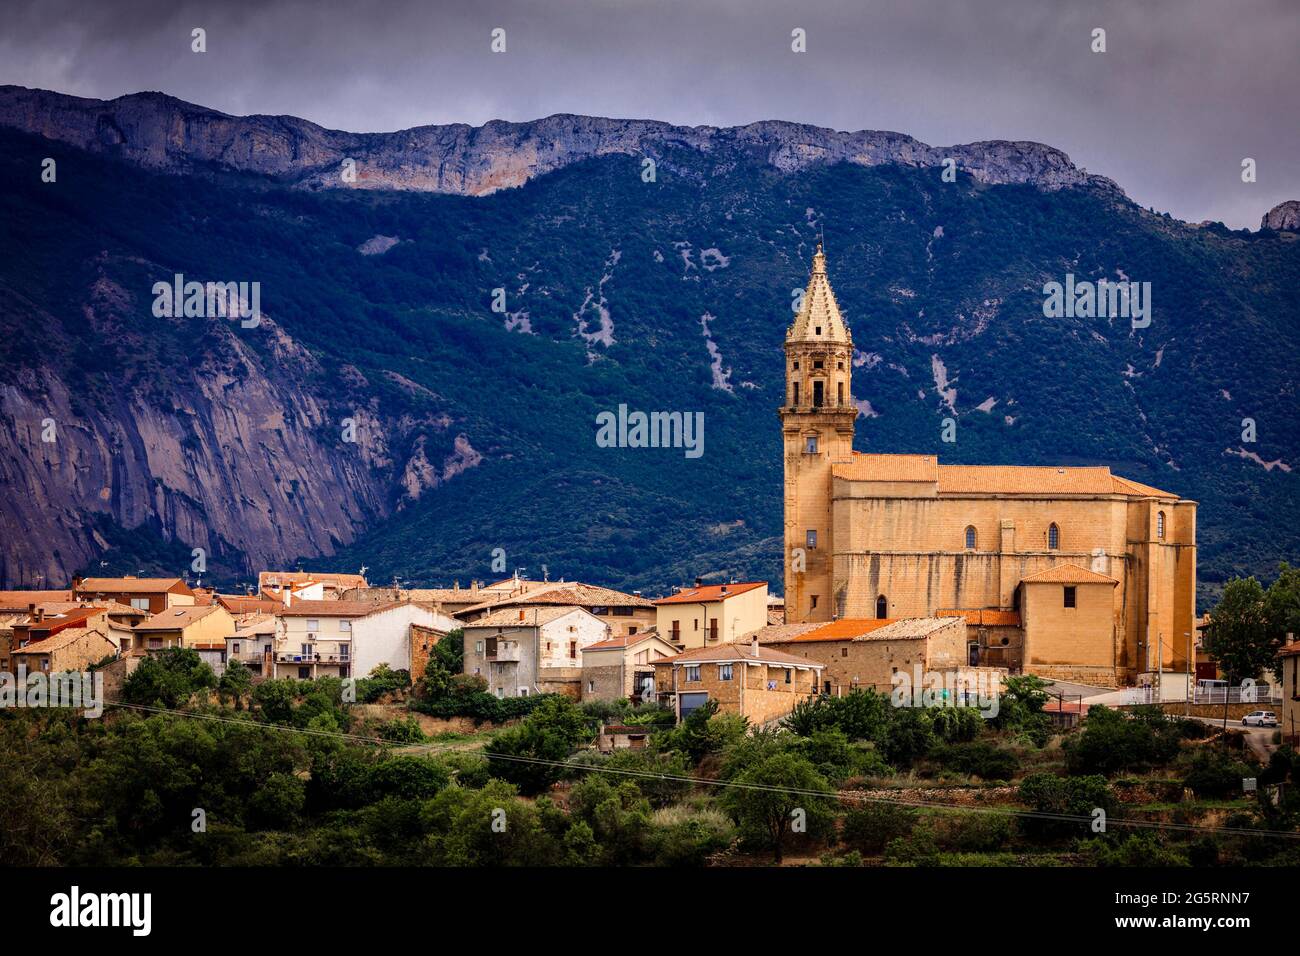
left=273, top=651, right=350, bottom=664
left=489, top=643, right=522, bottom=662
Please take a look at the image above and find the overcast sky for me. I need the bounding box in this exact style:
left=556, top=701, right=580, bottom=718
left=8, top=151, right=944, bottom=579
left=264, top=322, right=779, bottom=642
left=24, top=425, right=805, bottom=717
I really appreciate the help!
left=3, top=0, right=1296, bottom=229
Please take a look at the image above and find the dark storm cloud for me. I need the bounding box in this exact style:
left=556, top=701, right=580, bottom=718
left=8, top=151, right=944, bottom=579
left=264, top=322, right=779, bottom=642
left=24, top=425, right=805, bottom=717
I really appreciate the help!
left=2, top=0, right=1296, bottom=228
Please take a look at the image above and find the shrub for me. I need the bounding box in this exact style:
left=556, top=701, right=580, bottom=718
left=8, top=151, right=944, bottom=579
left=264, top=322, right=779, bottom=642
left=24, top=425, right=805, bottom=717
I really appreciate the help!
left=928, top=740, right=1019, bottom=781
left=934, top=810, right=1014, bottom=852
left=648, top=806, right=734, bottom=866
left=121, top=647, right=216, bottom=708
left=841, top=801, right=918, bottom=854
left=1181, top=748, right=1252, bottom=798
left=1063, top=705, right=1182, bottom=776
left=720, top=753, right=836, bottom=862
left=1018, top=771, right=1113, bottom=839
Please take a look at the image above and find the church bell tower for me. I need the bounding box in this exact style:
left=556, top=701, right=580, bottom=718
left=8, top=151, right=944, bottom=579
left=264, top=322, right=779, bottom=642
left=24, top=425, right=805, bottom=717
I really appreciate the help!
left=780, top=244, right=855, bottom=624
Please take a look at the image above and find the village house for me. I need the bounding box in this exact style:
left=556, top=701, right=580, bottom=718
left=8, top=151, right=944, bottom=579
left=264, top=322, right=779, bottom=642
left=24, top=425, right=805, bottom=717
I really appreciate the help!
left=1278, top=640, right=1300, bottom=745
left=272, top=599, right=457, bottom=680
left=10, top=624, right=117, bottom=676
left=8, top=602, right=145, bottom=658
left=456, top=581, right=655, bottom=637
left=258, top=571, right=368, bottom=604
left=653, top=580, right=770, bottom=650
left=653, top=639, right=823, bottom=724
left=580, top=629, right=679, bottom=703
left=215, top=592, right=281, bottom=617
left=751, top=616, right=998, bottom=696
left=595, top=724, right=653, bottom=753
left=344, top=576, right=556, bottom=618
left=463, top=605, right=609, bottom=698
left=74, top=576, right=196, bottom=614
left=130, top=604, right=237, bottom=657
left=936, top=608, right=1024, bottom=670
left=224, top=613, right=277, bottom=675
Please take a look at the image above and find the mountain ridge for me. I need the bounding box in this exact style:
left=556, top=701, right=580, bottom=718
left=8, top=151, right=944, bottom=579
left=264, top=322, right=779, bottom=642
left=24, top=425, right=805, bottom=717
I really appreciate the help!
left=0, top=84, right=1123, bottom=199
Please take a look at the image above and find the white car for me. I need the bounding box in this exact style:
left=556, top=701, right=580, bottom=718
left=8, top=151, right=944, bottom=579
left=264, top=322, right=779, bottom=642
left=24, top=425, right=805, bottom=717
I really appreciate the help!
left=1242, top=711, right=1278, bottom=727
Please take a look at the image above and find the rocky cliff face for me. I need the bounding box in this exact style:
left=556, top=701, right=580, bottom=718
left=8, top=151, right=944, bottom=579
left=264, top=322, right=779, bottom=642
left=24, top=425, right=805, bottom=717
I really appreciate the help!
left=0, top=262, right=474, bottom=587
left=1262, top=200, right=1300, bottom=231
left=0, top=85, right=1120, bottom=197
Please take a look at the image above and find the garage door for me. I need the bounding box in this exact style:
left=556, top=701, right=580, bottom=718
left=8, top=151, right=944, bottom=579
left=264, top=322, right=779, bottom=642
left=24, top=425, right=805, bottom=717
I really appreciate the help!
left=679, top=692, right=709, bottom=718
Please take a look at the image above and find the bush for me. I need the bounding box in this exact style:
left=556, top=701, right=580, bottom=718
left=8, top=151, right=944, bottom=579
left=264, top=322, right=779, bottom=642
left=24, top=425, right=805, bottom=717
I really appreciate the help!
left=841, top=801, right=918, bottom=854
left=720, top=753, right=836, bottom=863
left=648, top=806, right=735, bottom=866
left=928, top=740, right=1019, bottom=781
left=355, top=664, right=411, bottom=703
left=1018, top=771, right=1113, bottom=839
left=483, top=697, right=595, bottom=795
left=1063, top=705, right=1182, bottom=776
left=1181, top=748, right=1253, bottom=798
left=934, top=811, right=1014, bottom=852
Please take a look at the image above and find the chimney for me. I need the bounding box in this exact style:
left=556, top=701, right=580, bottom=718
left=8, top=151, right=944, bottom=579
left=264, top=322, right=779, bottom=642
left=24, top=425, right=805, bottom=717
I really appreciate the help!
left=34, top=607, right=44, bottom=623
left=72, top=575, right=83, bottom=591
left=518, top=609, right=525, bottom=622
left=283, top=587, right=291, bottom=609
left=751, top=635, right=759, bottom=656
left=694, top=577, right=703, bottom=589
left=720, top=585, right=728, bottom=596
left=27, top=602, right=36, bottom=615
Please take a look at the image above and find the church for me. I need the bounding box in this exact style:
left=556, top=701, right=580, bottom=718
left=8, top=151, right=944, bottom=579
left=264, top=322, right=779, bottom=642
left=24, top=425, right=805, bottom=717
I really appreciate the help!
left=779, top=246, right=1197, bottom=687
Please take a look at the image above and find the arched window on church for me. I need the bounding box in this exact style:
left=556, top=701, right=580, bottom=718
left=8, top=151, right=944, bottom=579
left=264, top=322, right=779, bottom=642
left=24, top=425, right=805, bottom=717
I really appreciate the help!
left=964, top=526, right=977, bottom=549
left=1157, top=511, right=1166, bottom=539
left=876, top=595, right=888, bottom=619
left=1048, top=523, right=1060, bottom=550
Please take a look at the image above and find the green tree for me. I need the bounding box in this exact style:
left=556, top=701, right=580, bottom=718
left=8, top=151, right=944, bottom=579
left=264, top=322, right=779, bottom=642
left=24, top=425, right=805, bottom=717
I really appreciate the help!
left=121, top=647, right=216, bottom=708
left=1208, top=577, right=1273, bottom=681
left=720, top=752, right=834, bottom=863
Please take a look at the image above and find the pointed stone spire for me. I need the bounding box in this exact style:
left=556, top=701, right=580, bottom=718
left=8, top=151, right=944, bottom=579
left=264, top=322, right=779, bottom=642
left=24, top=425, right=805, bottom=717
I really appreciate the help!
left=787, top=243, right=852, bottom=345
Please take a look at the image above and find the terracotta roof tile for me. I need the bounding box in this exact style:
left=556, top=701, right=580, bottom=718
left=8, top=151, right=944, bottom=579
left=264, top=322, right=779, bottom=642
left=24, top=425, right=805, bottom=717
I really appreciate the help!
left=937, top=609, right=1023, bottom=627
left=78, top=577, right=191, bottom=594
left=655, top=641, right=824, bottom=668
left=464, top=605, right=592, bottom=628
left=654, top=582, right=767, bottom=606
left=1020, top=564, right=1118, bottom=585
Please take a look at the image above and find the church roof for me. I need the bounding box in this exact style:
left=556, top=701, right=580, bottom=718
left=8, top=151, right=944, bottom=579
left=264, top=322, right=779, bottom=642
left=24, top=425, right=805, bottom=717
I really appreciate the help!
left=787, top=245, right=852, bottom=346
left=831, top=453, right=1182, bottom=499
left=1021, top=564, right=1118, bottom=585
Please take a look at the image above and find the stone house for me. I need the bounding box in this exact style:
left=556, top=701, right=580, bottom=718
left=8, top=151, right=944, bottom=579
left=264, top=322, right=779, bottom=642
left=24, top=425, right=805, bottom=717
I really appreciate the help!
left=1279, top=640, right=1300, bottom=744
left=653, top=581, right=770, bottom=650
left=463, top=605, right=609, bottom=698
left=581, top=629, right=679, bottom=702
left=457, top=581, right=655, bottom=638
left=753, top=616, right=985, bottom=696
left=11, top=625, right=117, bottom=675
left=652, top=639, right=823, bottom=724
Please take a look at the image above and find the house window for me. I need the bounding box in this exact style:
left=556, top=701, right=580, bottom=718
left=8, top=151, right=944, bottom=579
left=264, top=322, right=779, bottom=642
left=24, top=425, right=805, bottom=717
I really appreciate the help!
left=815, top=326, right=822, bottom=335
left=813, top=381, right=824, bottom=407
left=339, top=619, right=351, bottom=632
left=814, top=360, right=824, bottom=370
left=965, top=526, right=977, bottom=549
left=339, top=644, right=349, bottom=660
left=785, top=668, right=792, bottom=684
left=876, top=595, right=888, bottom=619
left=306, top=619, right=319, bottom=631
left=719, top=664, right=733, bottom=681
left=475, top=640, right=484, bottom=654
left=298, top=667, right=310, bottom=679
left=810, top=595, right=819, bottom=610
left=628, top=626, right=638, bottom=635
left=588, top=680, right=595, bottom=693
left=686, top=665, right=701, bottom=682
left=806, top=529, right=818, bottom=549
left=148, top=638, right=162, bottom=649
left=130, top=598, right=150, bottom=611
left=805, top=435, right=818, bottom=454
left=40, top=658, right=51, bottom=672
left=1157, top=511, right=1166, bottom=539
left=1064, top=586, right=1077, bottom=609
left=709, top=619, right=719, bottom=641
left=301, top=643, right=313, bottom=656
left=841, top=648, right=848, bottom=657
left=232, top=642, right=240, bottom=655
left=792, top=382, right=800, bottom=405
left=519, top=688, right=528, bottom=697
left=1048, top=523, right=1060, bottom=550
left=569, top=641, right=577, bottom=659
